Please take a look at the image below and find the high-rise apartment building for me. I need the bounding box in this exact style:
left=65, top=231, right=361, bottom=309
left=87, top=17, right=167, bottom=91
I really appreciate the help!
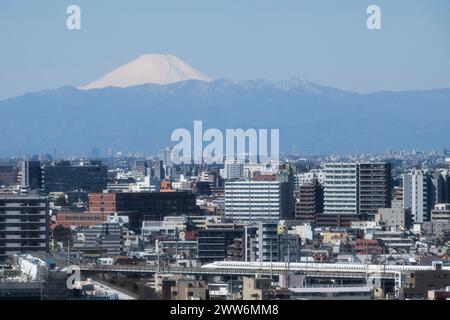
left=403, top=170, right=430, bottom=223
left=358, top=162, right=392, bottom=216
left=323, top=162, right=392, bottom=216
left=0, top=195, right=49, bottom=262
left=430, top=172, right=450, bottom=205
left=295, top=179, right=323, bottom=223
left=323, top=163, right=359, bottom=214
left=224, top=180, right=292, bottom=222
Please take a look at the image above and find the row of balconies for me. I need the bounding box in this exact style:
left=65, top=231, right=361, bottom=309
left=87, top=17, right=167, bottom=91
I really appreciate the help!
left=323, top=191, right=357, bottom=195
left=323, top=198, right=358, bottom=203
left=359, top=193, right=389, bottom=197
left=0, top=234, right=47, bottom=240
left=224, top=206, right=280, bottom=211
left=225, top=203, right=281, bottom=207
left=323, top=203, right=357, bottom=207
left=0, top=212, right=45, bottom=216
left=297, top=197, right=317, bottom=201
left=226, top=194, right=281, bottom=198
left=0, top=242, right=47, bottom=248
left=323, top=208, right=357, bottom=212
left=0, top=203, right=46, bottom=208
left=0, top=226, right=46, bottom=231
left=359, top=200, right=389, bottom=204
left=0, top=219, right=46, bottom=224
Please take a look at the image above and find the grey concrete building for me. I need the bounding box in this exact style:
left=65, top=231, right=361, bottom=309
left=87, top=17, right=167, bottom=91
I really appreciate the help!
left=0, top=195, right=49, bottom=262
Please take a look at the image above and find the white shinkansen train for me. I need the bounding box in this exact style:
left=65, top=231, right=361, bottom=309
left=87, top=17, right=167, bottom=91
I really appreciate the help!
left=201, top=261, right=450, bottom=273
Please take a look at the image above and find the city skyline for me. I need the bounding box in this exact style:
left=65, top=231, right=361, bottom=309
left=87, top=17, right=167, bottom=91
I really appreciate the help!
left=1, top=1, right=450, bottom=304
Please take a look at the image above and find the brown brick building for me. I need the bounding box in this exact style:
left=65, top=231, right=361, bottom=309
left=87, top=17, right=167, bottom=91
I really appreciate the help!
left=88, top=191, right=201, bottom=232
left=88, top=193, right=116, bottom=213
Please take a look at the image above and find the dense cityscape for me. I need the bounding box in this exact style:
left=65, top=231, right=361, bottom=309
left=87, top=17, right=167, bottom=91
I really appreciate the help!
left=1, top=1, right=449, bottom=311
left=1, top=147, right=450, bottom=300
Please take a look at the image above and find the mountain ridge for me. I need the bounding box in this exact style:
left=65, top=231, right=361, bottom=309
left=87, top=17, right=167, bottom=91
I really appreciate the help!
left=1, top=78, right=449, bottom=156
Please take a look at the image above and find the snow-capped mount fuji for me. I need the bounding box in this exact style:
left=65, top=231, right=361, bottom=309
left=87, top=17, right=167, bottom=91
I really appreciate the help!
left=80, top=54, right=213, bottom=90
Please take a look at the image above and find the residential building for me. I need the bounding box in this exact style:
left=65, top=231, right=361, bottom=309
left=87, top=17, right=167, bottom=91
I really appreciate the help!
left=430, top=203, right=450, bottom=238
left=400, top=263, right=450, bottom=300
left=323, top=163, right=358, bottom=214
left=197, top=226, right=244, bottom=263
left=403, top=170, right=431, bottom=223
left=0, top=195, right=49, bottom=262
left=353, top=239, right=383, bottom=255
left=242, top=277, right=272, bottom=300
left=295, top=179, right=323, bottom=223
left=225, top=180, right=292, bottom=222
left=315, top=213, right=362, bottom=228
left=255, top=221, right=278, bottom=262
left=358, top=162, right=391, bottom=216
left=75, top=221, right=123, bottom=259
left=431, top=203, right=450, bottom=222
left=242, top=277, right=292, bottom=300
left=171, top=279, right=209, bottom=300
left=430, top=173, right=450, bottom=205
left=278, top=233, right=301, bottom=263
left=293, top=171, right=325, bottom=190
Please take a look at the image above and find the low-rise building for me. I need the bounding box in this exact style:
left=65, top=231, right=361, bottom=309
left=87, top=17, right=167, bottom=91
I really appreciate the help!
left=171, top=279, right=209, bottom=300
left=242, top=277, right=291, bottom=300
left=55, top=211, right=110, bottom=228
left=375, top=207, right=412, bottom=230
left=400, top=262, right=450, bottom=300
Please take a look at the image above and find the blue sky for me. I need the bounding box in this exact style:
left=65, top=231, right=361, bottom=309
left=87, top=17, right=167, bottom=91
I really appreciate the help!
left=0, top=0, right=449, bottom=100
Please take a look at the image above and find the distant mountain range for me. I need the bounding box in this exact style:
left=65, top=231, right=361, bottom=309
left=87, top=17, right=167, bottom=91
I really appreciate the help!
left=1, top=54, right=449, bottom=156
